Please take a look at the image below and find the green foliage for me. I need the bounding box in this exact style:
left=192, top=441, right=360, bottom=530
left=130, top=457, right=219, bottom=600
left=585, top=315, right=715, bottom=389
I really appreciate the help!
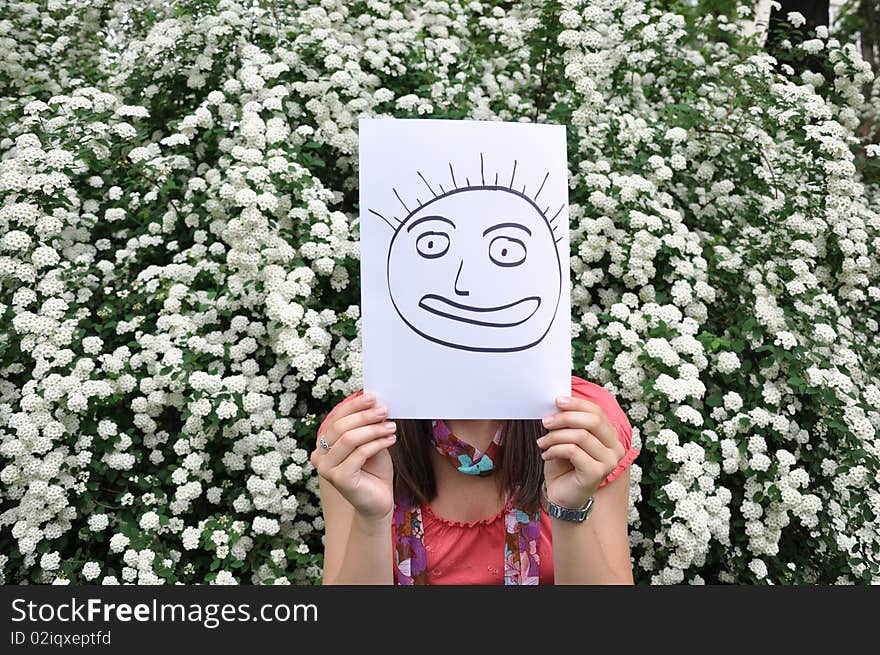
left=0, top=0, right=878, bottom=586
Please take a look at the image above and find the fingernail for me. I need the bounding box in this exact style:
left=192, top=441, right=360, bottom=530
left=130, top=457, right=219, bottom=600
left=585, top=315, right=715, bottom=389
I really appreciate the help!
left=387, top=434, right=397, bottom=441
left=373, top=406, right=388, bottom=417
left=362, top=392, right=375, bottom=403
left=383, top=421, right=396, bottom=430
left=557, top=396, right=571, bottom=406
left=536, top=436, right=546, bottom=446
left=542, top=415, right=554, bottom=428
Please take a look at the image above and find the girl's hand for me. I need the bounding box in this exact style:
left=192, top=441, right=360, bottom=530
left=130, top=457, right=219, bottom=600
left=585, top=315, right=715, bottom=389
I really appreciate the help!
left=537, top=395, right=626, bottom=510
left=309, top=392, right=396, bottom=521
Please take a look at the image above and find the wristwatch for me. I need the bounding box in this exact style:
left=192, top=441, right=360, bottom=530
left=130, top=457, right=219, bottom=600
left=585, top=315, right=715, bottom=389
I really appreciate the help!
left=540, top=482, right=595, bottom=522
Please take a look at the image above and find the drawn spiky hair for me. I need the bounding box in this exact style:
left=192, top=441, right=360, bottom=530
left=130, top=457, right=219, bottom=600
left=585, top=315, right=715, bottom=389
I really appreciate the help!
left=368, top=153, right=566, bottom=245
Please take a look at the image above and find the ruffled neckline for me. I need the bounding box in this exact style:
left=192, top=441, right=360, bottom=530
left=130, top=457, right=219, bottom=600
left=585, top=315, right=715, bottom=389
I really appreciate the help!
left=420, top=499, right=509, bottom=528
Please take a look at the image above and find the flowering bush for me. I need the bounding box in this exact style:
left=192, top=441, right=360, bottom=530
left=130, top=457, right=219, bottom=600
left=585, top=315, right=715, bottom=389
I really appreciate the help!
left=1, top=0, right=878, bottom=585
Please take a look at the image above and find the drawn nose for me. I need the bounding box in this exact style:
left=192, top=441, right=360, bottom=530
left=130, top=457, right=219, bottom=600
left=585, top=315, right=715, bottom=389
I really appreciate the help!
left=454, top=259, right=469, bottom=296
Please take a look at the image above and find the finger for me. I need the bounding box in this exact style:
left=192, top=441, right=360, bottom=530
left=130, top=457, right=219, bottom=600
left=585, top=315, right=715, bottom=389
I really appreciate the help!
left=321, top=399, right=382, bottom=448
left=556, top=395, right=603, bottom=415
left=321, top=391, right=377, bottom=438
left=314, top=400, right=385, bottom=464
left=321, top=421, right=397, bottom=470
left=537, top=428, right=613, bottom=466
left=334, top=433, right=398, bottom=481
left=328, top=404, right=390, bottom=445
left=542, top=408, right=620, bottom=451
left=540, top=443, right=597, bottom=473
left=556, top=396, right=626, bottom=455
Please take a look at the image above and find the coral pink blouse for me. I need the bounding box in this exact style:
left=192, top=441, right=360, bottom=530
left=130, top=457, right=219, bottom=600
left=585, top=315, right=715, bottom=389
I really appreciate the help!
left=319, top=375, right=640, bottom=585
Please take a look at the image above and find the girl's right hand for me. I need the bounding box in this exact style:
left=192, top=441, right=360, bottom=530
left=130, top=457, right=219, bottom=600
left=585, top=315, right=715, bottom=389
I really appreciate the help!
left=310, top=392, right=396, bottom=521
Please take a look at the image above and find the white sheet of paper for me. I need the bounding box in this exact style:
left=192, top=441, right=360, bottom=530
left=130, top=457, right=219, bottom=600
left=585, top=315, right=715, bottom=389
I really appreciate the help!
left=359, top=118, right=571, bottom=418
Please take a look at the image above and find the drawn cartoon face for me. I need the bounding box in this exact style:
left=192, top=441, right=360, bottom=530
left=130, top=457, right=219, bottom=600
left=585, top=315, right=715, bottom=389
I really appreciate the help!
left=386, top=187, right=562, bottom=352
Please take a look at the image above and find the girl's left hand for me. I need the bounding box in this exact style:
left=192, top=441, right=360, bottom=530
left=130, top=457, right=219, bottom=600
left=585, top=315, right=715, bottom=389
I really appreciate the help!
left=538, top=396, right=627, bottom=510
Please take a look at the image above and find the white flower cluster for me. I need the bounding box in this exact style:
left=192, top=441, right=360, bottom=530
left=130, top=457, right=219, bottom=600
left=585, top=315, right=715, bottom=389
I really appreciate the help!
left=0, top=0, right=878, bottom=586
left=560, top=0, right=879, bottom=584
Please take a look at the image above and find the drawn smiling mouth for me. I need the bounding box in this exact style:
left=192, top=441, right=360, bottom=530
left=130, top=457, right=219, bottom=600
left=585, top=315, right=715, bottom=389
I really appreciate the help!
left=418, top=294, right=541, bottom=327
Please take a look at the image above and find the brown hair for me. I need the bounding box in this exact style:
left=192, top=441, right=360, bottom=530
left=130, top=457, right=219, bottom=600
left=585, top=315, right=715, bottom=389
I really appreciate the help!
left=389, top=419, right=547, bottom=514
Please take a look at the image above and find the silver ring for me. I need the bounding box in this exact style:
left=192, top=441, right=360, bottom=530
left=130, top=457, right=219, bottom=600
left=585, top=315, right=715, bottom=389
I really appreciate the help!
left=318, top=434, right=331, bottom=450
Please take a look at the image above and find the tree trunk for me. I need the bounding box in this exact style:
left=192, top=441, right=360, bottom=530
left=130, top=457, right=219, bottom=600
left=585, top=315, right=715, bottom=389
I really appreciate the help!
left=765, top=0, right=831, bottom=77
left=744, top=0, right=776, bottom=46
left=859, top=0, right=878, bottom=77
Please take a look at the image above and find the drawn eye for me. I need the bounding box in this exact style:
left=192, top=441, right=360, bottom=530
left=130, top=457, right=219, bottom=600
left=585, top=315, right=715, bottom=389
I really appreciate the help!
left=416, top=231, right=450, bottom=259
left=488, top=235, right=526, bottom=267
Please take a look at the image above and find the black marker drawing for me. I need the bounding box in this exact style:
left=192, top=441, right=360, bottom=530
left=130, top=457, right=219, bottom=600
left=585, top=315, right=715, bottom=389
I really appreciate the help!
left=370, top=154, right=565, bottom=353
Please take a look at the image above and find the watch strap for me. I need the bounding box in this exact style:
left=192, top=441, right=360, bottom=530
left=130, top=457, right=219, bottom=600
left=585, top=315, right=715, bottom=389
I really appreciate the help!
left=540, top=482, right=594, bottom=523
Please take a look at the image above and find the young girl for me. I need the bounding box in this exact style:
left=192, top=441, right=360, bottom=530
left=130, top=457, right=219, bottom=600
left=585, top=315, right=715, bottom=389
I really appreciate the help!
left=310, top=374, right=640, bottom=584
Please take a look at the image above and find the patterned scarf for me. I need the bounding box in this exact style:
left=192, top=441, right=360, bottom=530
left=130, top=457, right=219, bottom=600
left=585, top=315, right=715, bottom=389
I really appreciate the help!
left=392, top=419, right=541, bottom=585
